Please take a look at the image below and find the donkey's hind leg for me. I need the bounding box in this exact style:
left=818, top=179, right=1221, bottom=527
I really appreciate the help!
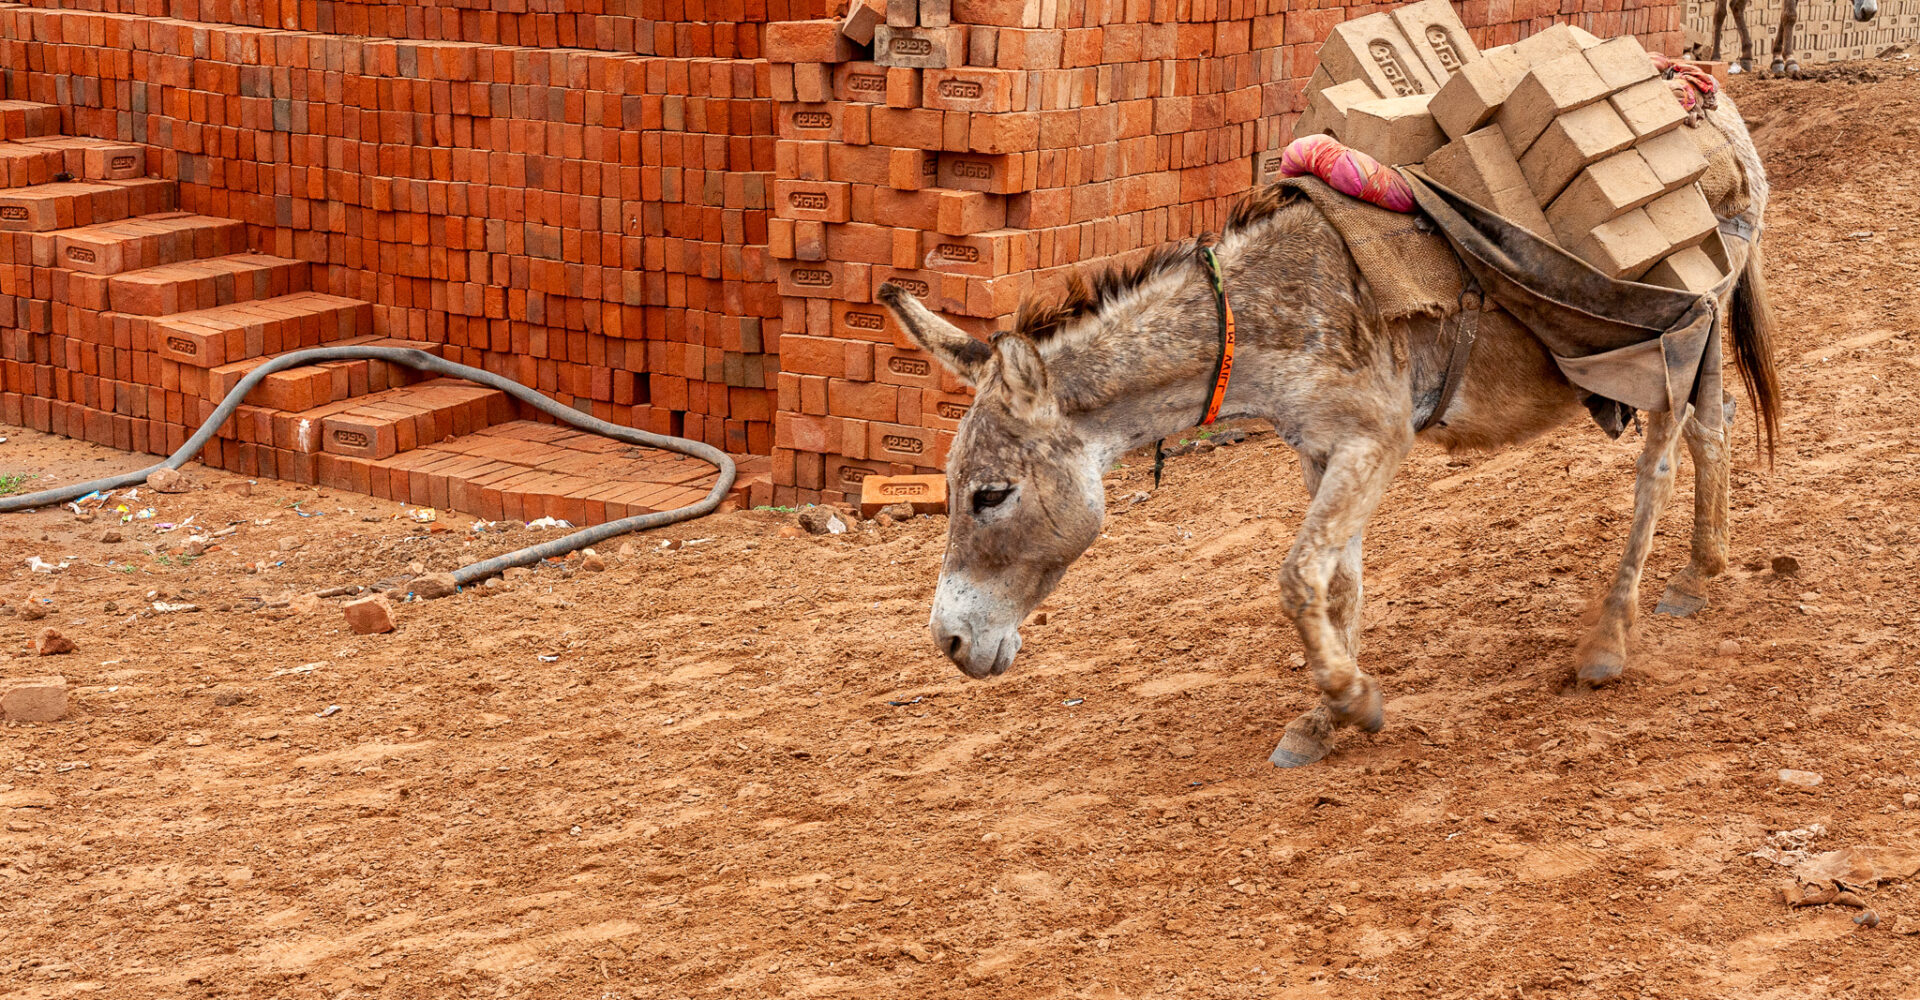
left=1658, top=395, right=1737, bottom=617
left=1577, top=409, right=1687, bottom=685
left=1270, top=438, right=1407, bottom=767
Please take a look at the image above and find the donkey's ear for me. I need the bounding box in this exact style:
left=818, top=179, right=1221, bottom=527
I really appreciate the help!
left=876, top=283, right=991, bottom=386
left=991, top=333, right=1056, bottom=420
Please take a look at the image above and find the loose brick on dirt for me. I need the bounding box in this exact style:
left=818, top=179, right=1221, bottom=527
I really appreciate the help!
left=0, top=675, right=66, bottom=722
left=343, top=593, right=396, bottom=635
left=859, top=473, right=948, bottom=517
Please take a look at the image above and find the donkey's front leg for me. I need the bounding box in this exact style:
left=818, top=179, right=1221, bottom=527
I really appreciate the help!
left=1658, top=396, right=1736, bottom=617
left=1576, top=409, right=1686, bottom=685
left=1270, top=437, right=1407, bottom=767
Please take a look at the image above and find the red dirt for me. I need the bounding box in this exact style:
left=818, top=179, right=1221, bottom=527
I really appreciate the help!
left=4, top=71, right=1920, bottom=999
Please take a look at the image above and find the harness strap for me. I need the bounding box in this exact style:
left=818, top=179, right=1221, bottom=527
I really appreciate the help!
left=1196, top=245, right=1237, bottom=427
left=1152, top=246, right=1237, bottom=489
left=1416, top=286, right=1481, bottom=434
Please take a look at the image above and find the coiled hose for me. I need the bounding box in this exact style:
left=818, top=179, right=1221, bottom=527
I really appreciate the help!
left=0, top=346, right=736, bottom=587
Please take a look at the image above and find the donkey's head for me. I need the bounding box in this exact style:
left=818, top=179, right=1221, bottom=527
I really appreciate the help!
left=1854, top=0, right=1878, bottom=21
left=876, top=283, right=1107, bottom=678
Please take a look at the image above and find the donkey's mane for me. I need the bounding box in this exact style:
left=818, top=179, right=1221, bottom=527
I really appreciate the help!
left=1012, top=184, right=1295, bottom=343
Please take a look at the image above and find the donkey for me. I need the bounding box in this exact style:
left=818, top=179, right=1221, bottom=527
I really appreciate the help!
left=876, top=100, right=1781, bottom=766
left=1711, top=0, right=1878, bottom=75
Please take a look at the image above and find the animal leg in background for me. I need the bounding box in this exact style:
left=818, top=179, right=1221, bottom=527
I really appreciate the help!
left=1772, top=0, right=1801, bottom=75
left=1576, top=409, right=1687, bottom=685
left=1658, top=394, right=1737, bottom=617
left=1270, top=438, right=1407, bottom=767
left=1711, top=0, right=1758, bottom=70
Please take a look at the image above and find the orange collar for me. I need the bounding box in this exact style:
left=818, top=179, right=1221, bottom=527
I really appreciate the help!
left=1197, top=246, right=1236, bottom=425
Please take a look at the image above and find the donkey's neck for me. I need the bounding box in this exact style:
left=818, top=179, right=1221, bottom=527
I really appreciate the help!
left=1040, top=236, right=1281, bottom=467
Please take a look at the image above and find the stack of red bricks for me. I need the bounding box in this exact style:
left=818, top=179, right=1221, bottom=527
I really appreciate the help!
left=0, top=1, right=817, bottom=472
left=1, top=0, right=819, bottom=59
left=1, top=96, right=755, bottom=521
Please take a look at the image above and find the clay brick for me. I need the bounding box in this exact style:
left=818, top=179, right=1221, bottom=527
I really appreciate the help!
left=780, top=104, right=844, bottom=142
left=1422, top=125, right=1555, bottom=240
left=0, top=674, right=65, bottom=722
left=874, top=25, right=968, bottom=69
left=859, top=473, right=948, bottom=516
left=924, top=68, right=1023, bottom=113
left=936, top=190, right=1007, bottom=235
left=344, top=594, right=396, bottom=635
left=834, top=63, right=892, bottom=104
left=1304, top=80, right=1382, bottom=139
left=1319, top=12, right=1438, bottom=97
left=1546, top=151, right=1665, bottom=246
left=1344, top=96, right=1445, bottom=166
left=1519, top=103, right=1637, bottom=203
left=920, top=0, right=953, bottom=28
left=775, top=180, right=852, bottom=223
left=841, top=0, right=885, bottom=45
left=1643, top=185, right=1719, bottom=252
left=1430, top=58, right=1520, bottom=140
left=1497, top=55, right=1613, bottom=154
left=1639, top=127, right=1712, bottom=190
left=1390, top=0, right=1482, bottom=82
left=765, top=20, right=859, bottom=64
left=951, top=0, right=1040, bottom=28
left=1642, top=246, right=1725, bottom=293
left=1583, top=35, right=1659, bottom=90
left=1571, top=207, right=1668, bottom=280
left=1510, top=24, right=1588, bottom=67
left=1609, top=78, right=1689, bottom=140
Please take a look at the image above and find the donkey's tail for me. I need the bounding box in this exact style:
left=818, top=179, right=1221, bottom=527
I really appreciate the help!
left=1729, top=234, right=1782, bottom=463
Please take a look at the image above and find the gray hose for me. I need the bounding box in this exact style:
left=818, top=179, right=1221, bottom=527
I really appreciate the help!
left=0, top=347, right=736, bottom=586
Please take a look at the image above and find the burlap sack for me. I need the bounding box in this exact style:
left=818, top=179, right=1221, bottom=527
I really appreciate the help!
left=1270, top=176, right=1462, bottom=321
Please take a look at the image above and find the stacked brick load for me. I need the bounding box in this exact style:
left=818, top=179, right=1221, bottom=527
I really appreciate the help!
left=1302, top=8, right=1727, bottom=293
left=1684, top=0, right=1920, bottom=66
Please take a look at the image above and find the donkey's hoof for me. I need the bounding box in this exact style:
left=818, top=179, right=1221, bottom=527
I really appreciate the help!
left=1270, top=705, right=1336, bottom=768
left=1576, top=648, right=1627, bottom=687
left=1770, top=59, right=1787, bottom=75
left=1328, top=678, right=1385, bottom=733
left=1656, top=574, right=1710, bottom=618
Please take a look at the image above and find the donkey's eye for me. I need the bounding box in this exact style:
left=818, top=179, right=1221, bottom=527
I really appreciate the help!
left=971, top=485, right=1014, bottom=514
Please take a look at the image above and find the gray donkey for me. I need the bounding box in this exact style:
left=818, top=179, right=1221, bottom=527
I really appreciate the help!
left=876, top=97, right=1780, bottom=766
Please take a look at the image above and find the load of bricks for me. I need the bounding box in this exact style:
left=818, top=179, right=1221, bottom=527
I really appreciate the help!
left=1683, top=0, right=1920, bottom=66
left=1299, top=1, right=1728, bottom=294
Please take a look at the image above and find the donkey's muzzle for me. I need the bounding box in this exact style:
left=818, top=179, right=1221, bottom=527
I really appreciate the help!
left=930, top=618, right=1020, bottom=678
left=1856, top=0, right=1878, bottom=20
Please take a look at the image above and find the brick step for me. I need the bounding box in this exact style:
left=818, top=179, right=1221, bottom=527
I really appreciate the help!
left=142, top=290, right=367, bottom=371
left=87, top=252, right=311, bottom=316
left=0, top=177, right=177, bottom=232
left=0, top=391, right=759, bottom=522
left=0, top=101, right=61, bottom=141
left=2, top=136, right=147, bottom=185
left=206, top=335, right=443, bottom=410
left=38, top=212, right=245, bottom=275
left=0, top=143, right=66, bottom=189
left=276, top=377, right=515, bottom=460
left=351, top=420, right=745, bottom=524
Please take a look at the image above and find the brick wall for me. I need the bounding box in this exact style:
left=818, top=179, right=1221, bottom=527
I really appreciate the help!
left=0, top=0, right=806, bottom=57
left=0, top=0, right=828, bottom=459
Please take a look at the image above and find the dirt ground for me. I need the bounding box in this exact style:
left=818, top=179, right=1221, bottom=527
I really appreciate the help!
left=5, top=69, right=1920, bottom=1000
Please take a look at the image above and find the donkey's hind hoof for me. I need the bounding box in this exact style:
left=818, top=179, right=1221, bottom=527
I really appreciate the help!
left=1655, top=583, right=1708, bottom=618
left=1270, top=705, right=1336, bottom=768
left=1576, top=649, right=1627, bottom=687
left=1329, top=678, right=1385, bottom=733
